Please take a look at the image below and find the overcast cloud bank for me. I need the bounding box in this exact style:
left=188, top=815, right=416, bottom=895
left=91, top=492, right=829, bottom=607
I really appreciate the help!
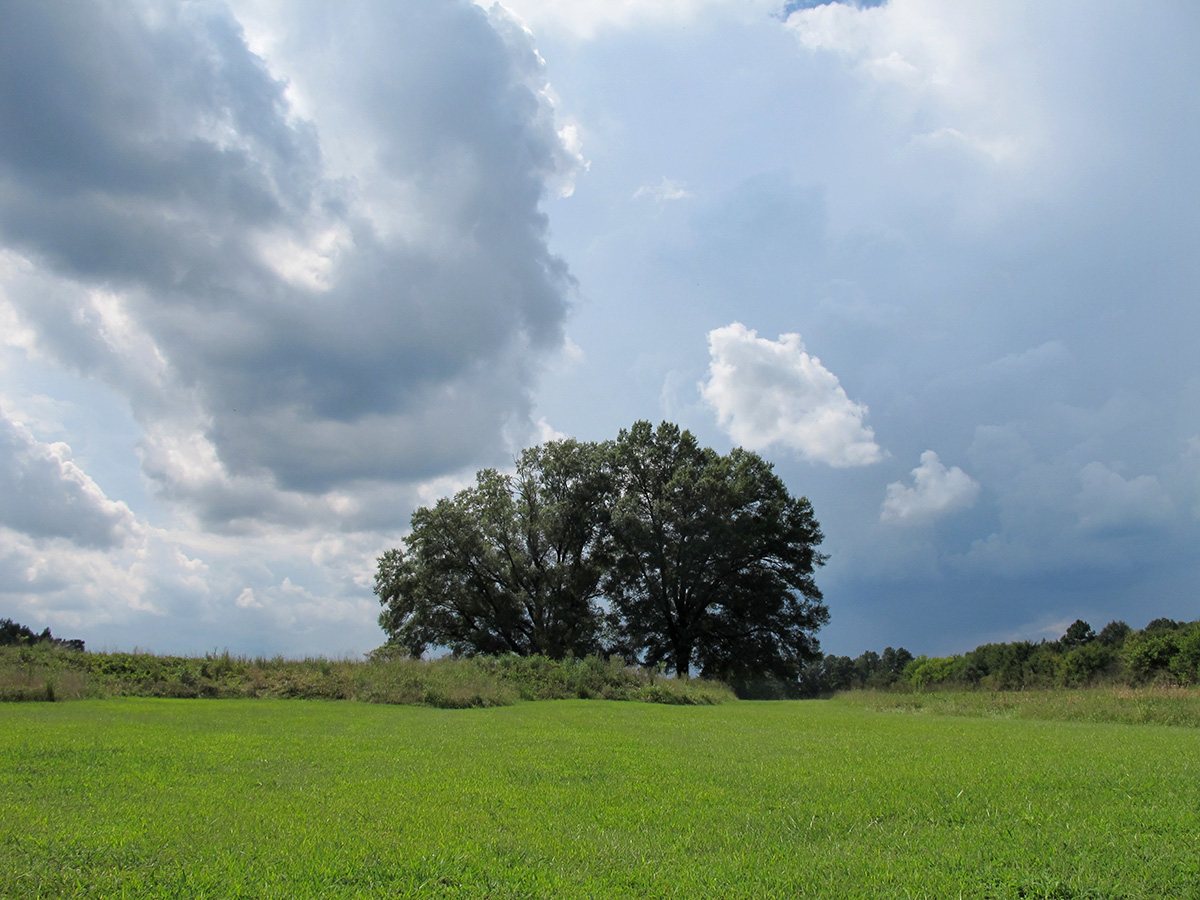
left=0, top=0, right=581, bottom=652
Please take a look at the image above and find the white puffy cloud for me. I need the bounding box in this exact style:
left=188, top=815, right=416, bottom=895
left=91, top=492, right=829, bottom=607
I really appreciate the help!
left=880, top=450, right=979, bottom=524
left=701, top=322, right=884, bottom=466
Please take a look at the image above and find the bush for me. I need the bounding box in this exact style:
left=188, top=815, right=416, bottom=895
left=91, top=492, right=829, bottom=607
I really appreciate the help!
left=1060, top=643, right=1116, bottom=686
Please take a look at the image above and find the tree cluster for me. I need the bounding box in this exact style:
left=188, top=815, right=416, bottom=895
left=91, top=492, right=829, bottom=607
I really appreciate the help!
left=803, top=646, right=916, bottom=696
left=0, top=618, right=84, bottom=652
left=375, top=422, right=829, bottom=687
left=896, top=617, right=1200, bottom=690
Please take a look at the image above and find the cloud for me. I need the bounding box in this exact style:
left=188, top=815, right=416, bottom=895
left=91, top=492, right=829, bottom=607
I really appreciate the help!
left=487, top=0, right=776, bottom=40
left=1075, top=462, right=1173, bottom=537
left=633, top=177, right=693, bottom=203
left=784, top=0, right=1037, bottom=171
left=701, top=322, right=884, bottom=466
left=0, top=410, right=135, bottom=548
left=0, top=0, right=580, bottom=526
left=881, top=450, right=979, bottom=524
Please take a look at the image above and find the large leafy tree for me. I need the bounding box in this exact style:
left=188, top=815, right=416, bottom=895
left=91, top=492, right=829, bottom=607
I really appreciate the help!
left=375, top=422, right=829, bottom=683
left=604, top=421, right=828, bottom=680
left=375, top=439, right=611, bottom=659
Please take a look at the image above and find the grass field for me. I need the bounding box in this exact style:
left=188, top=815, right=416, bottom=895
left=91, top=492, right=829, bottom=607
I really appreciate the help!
left=2, top=698, right=1198, bottom=899
left=839, top=685, right=1200, bottom=728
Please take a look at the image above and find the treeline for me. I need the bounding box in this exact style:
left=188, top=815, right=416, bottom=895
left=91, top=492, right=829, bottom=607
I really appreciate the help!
left=0, top=618, right=85, bottom=652
left=811, top=617, right=1200, bottom=694
left=802, top=645, right=916, bottom=694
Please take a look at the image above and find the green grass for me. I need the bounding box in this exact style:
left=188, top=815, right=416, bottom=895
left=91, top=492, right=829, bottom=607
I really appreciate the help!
left=2, top=698, right=1198, bottom=898
left=838, top=685, right=1200, bottom=728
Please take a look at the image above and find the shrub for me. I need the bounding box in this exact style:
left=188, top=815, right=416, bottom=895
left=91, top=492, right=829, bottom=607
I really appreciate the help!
left=1060, top=643, right=1115, bottom=686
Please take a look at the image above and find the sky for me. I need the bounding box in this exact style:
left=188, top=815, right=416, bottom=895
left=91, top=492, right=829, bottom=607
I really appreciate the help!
left=1, top=0, right=1197, bottom=659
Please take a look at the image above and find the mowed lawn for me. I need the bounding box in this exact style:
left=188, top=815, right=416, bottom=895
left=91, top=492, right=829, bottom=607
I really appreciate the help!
left=2, top=698, right=1197, bottom=899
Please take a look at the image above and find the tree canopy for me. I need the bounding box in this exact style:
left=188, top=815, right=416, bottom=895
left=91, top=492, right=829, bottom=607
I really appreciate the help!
left=604, top=421, right=828, bottom=682
left=376, top=439, right=610, bottom=660
left=375, top=422, right=828, bottom=683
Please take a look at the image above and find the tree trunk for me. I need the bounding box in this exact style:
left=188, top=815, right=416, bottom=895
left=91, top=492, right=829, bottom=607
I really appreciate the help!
left=673, top=643, right=692, bottom=678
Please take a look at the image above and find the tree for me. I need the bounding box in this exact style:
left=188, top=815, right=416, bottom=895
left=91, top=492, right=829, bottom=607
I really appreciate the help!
left=1060, top=619, right=1096, bottom=650
left=1097, top=620, right=1131, bottom=647
left=375, top=439, right=611, bottom=659
left=0, top=618, right=38, bottom=646
left=603, top=421, right=828, bottom=681
left=853, top=650, right=880, bottom=688
left=877, top=646, right=914, bottom=686
left=0, top=618, right=84, bottom=651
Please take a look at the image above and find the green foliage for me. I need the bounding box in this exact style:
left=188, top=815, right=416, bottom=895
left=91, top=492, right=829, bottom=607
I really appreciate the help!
left=1, top=699, right=1197, bottom=898
left=1123, top=620, right=1200, bottom=685
left=905, top=654, right=967, bottom=690
left=1059, top=618, right=1096, bottom=650
left=802, top=646, right=914, bottom=695
left=1060, top=642, right=1116, bottom=686
left=883, top=618, right=1200, bottom=692
left=1096, top=619, right=1131, bottom=647
left=0, top=646, right=732, bottom=707
left=0, top=617, right=84, bottom=651
left=376, top=421, right=829, bottom=689
left=376, top=439, right=612, bottom=659
left=0, top=644, right=90, bottom=702
left=604, top=421, right=828, bottom=682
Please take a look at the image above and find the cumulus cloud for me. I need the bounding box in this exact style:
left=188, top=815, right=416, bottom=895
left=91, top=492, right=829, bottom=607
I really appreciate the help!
left=701, top=322, right=884, bottom=466
left=0, top=0, right=580, bottom=527
left=0, top=411, right=134, bottom=548
left=881, top=450, right=980, bottom=524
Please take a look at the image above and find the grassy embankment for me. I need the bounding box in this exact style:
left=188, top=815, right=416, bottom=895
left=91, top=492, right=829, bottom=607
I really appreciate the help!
left=2, top=696, right=1198, bottom=899
left=0, top=645, right=733, bottom=706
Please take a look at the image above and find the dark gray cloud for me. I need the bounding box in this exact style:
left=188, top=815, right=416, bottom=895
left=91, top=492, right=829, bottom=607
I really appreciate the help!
left=0, top=0, right=577, bottom=522
left=0, top=410, right=133, bottom=548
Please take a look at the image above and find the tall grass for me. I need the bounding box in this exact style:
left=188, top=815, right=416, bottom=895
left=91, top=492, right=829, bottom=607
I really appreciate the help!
left=837, top=684, right=1200, bottom=727
left=0, top=645, right=734, bottom=707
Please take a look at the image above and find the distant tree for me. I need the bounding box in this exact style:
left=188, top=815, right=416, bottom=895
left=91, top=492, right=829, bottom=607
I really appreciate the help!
left=879, top=646, right=914, bottom=684
left=376, top=439, right=612, bottom=659
left=1168, top=624, right=1200, bottom=684
left=1060, top=619, right=1096, bottom=650
left=853, top=650, right=880, bottom=688
left=1096, top=620, right=1132, bottom=647
left=1144, top=617, right=1181, bottom=633
left=1060, top=642, right=1115, bottom=686
left=798, top=654, right=856, bottom=695
left=603, top=422, right=828, bottom=681
left=0, top=618, right=84, bottom=651
left=1123, top=621, right=1200, bottom=684
left=0, top=618, right=38, bottom=646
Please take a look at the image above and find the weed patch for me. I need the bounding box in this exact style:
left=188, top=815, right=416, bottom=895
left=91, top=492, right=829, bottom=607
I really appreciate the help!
left=0, top=646, right=733, bottom=707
